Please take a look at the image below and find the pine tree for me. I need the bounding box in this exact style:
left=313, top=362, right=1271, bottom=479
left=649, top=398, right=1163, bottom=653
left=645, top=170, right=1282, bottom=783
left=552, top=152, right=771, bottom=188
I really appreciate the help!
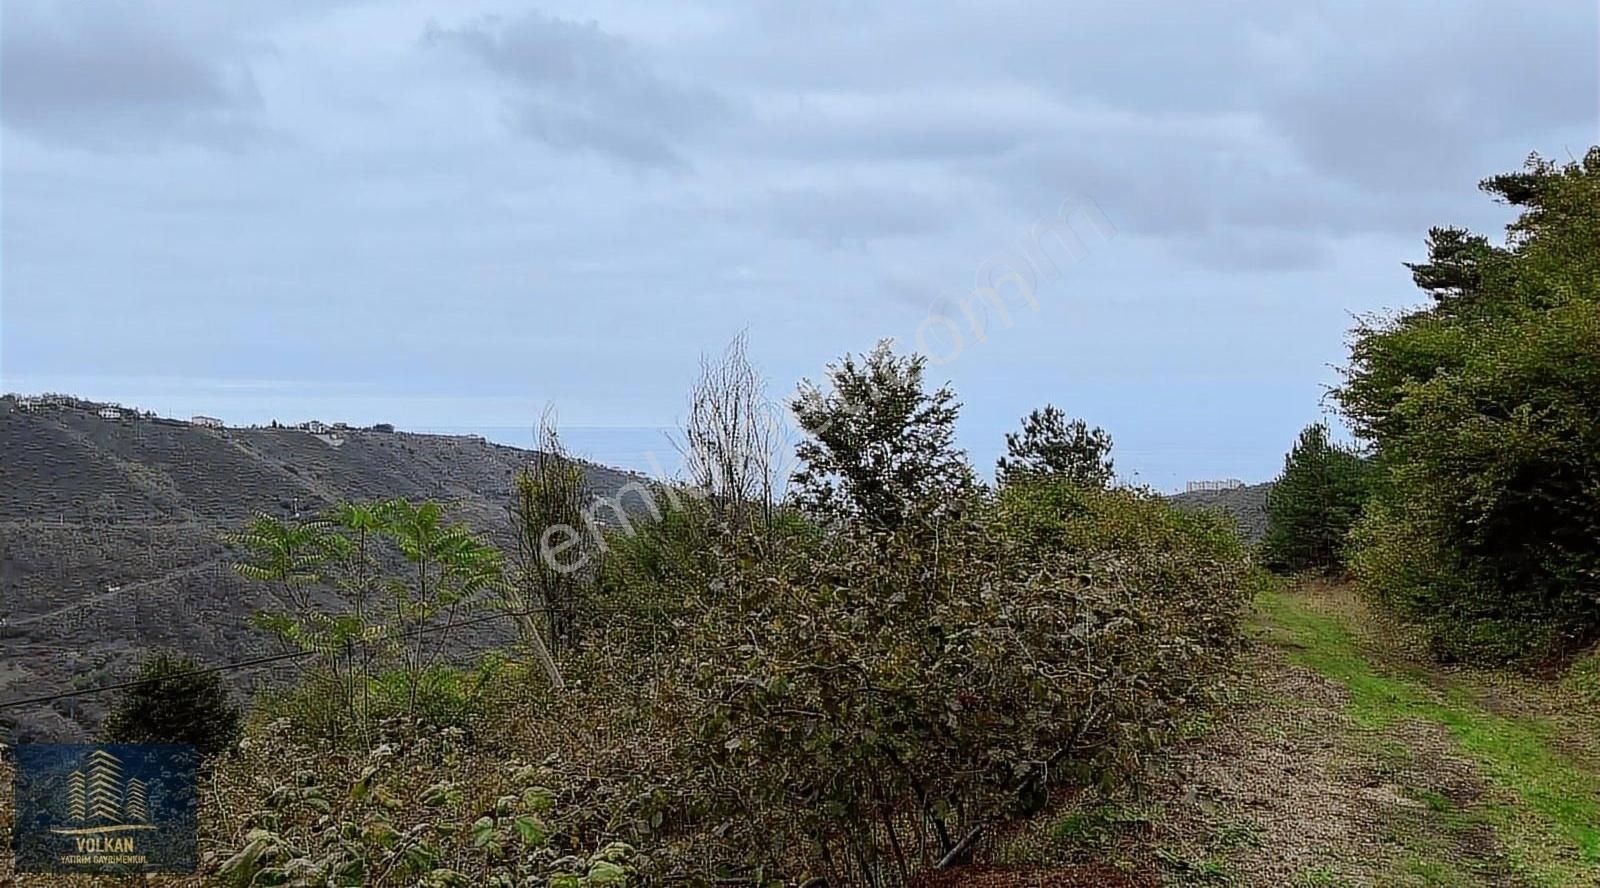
left=1262, top=423, right=1369, bottom=572
left=996, top=405, right=1114, bottom=488
left=790, top=340, right=973, bottom=529
left=102, top=651, right=242, bottom=757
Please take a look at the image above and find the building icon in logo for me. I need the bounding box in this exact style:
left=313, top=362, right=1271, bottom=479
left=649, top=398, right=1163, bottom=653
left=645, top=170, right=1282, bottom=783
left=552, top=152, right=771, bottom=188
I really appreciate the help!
left=61, top=749, right=150, bottom=827
left=14, top=743, right=199, bottom=874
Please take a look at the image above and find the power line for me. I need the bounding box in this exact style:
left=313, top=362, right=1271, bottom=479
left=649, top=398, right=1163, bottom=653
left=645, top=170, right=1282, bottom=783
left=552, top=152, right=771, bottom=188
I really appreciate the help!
left=0, top=608, right=535, bottom=712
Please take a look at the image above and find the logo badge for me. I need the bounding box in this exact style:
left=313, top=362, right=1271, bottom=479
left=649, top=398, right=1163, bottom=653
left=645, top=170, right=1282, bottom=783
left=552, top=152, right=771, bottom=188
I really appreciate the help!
left=12, top=744, right=198, bottom=874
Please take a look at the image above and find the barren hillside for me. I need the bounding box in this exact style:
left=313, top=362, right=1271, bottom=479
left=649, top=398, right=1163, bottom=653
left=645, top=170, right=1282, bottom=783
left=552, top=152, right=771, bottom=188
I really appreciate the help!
left=1167, top=482, right=1273, bottom=542
left=0, top=396, right=645, bottom=743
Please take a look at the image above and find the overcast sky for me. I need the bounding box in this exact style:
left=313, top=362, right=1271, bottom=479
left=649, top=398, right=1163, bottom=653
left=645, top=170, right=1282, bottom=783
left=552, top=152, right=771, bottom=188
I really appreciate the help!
left=3, top=1, right=1596, bottom=488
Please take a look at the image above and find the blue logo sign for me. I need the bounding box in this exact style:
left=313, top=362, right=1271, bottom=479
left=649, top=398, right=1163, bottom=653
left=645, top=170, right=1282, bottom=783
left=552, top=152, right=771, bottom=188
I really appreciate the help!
left=12, top=744, right=198, bottom=874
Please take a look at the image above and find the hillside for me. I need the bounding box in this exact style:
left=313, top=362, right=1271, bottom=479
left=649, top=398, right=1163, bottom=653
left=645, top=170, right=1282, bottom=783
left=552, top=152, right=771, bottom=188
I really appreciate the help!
left=0, top=396, right=646, bottom=743
left=1167, top=481, right=1273, bottom=542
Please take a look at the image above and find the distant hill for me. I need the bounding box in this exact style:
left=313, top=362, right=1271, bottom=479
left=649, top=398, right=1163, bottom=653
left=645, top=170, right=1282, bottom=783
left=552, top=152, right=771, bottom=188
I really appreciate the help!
left=1167, top=482, right=1274, bottom=543
left=0, top=396, right=647, bottom=743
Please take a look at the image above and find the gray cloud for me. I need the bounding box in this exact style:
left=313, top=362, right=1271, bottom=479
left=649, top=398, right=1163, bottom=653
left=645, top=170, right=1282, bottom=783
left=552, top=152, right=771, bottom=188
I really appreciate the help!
left=1174, top=230, right=1327, bottom=274
left=1258, top=2, right=1600, bottom=195
left=734, top=184, right=957, bottom=248
left=679, top=1, right=1597, bottom=269
left=4, top=0, right=1596, bottom=487
left=424, top=12, right=730, bottom=169
left=736, top=88, right=1047, bottom=162
left=0, top=1, right=267, bottom=151
left=975, top=122, right=1369, bottom=271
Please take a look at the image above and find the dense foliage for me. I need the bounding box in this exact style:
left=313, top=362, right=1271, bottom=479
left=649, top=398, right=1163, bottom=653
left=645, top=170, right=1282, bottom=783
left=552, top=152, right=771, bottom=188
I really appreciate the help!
left=185, top=341, right=1258, bottom=885
left=1260, top=423, right=1370, bottom=573
left=1336, top=148, right=1600, bottom=661
left=995, top=405, right=1115, bottom=488
left=656, top=482, right=1250, bottom=883
left=101, top=650, right=243, bottom=757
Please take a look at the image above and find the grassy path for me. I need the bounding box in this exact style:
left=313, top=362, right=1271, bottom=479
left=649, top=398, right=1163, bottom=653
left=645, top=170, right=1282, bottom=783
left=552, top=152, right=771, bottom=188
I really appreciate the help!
left=1254, top=582, right=1600, bottom=887
left=998, top=579, right=1600, bottom=887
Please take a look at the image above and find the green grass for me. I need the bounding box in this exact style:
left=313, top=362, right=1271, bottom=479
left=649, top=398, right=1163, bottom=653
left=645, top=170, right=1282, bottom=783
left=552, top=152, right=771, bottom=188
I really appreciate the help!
left=1256, top=586, right=1600, bottom=886
left=1565, top=650, right=1600, bottom=705
left=1397, top=854, right=1476, bottom=886
left=1381, top=787, right=1502, bottom=887
left=1049, top=800, right=1161, bottom=847
left=1154, top=847, right=1232, bottom=884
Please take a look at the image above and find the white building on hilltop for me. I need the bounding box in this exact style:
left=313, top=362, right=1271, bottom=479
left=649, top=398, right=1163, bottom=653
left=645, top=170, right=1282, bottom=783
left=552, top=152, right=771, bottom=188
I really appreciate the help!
left=1185, top=479, right=1246, bottom=493
left=18, top=394, right=73, bottom=411
left=97, top=407, right=123, bottom=420
left=192, top=415, right=224, bottom=429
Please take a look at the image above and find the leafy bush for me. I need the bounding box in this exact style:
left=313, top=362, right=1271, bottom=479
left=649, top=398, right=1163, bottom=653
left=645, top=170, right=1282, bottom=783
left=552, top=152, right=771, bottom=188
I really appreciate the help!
left=1336, top=149, right=1600, bottom=660
left=211, top=723, right=648, bottom=887
left=102, top=650, right=242, bottom=757
left=651, top=481, right=1251, bottom=884
left=1261, top=423, right=1370, bottom=573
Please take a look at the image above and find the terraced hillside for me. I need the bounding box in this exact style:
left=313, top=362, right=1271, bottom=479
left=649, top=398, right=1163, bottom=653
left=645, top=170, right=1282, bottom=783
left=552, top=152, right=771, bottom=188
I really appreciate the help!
left=0, top=396, right=645, bottom=743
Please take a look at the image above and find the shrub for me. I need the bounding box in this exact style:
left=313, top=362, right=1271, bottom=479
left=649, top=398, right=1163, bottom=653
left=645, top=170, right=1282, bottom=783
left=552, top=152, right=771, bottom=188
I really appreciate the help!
left=1261, top=423, right=1370, bottom=573
left=102, top=650, right=242, bottom=757
left=586, top=495, right=716, bottom=647
left=211, top=723, right=649, bottom=887
left=258, top=656, right=512, bottom=742
left=653, top=481, right=1251, bottom=884
left=507, top=410, right=597, bottom=678
left=367, top=659, right=507, bottom=733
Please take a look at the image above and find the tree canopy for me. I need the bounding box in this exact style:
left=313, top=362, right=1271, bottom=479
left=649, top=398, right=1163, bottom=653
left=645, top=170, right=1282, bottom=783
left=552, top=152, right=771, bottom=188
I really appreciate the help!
left=1336, top=148, right=1600, bottom=661
left=102, top=650, right=242, bottom=757
left=995, top=405, right=1115, bottom=488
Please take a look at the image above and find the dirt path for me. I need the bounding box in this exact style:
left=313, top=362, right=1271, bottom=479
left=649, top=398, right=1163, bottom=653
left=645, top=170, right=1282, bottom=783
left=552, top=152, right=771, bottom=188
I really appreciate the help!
left=974, top=580, right=1600, bottom=887
left=2, top=559, right=225, bottom=629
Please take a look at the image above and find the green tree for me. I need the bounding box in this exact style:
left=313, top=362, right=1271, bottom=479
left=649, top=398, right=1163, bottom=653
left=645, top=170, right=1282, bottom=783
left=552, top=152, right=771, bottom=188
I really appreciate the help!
left=1261, top=423, right=1369, bottom=572
left=229, top=499, right=511, bottom=736
left=995, top=404, right=1114, bottom=488
left=102, top=651, right=242, bottom=757
left=357, top=499, right=504, bottom=712
left=789, top=340, right=974, bottom=529
left=1336, top=148, right=1600, bottom=660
